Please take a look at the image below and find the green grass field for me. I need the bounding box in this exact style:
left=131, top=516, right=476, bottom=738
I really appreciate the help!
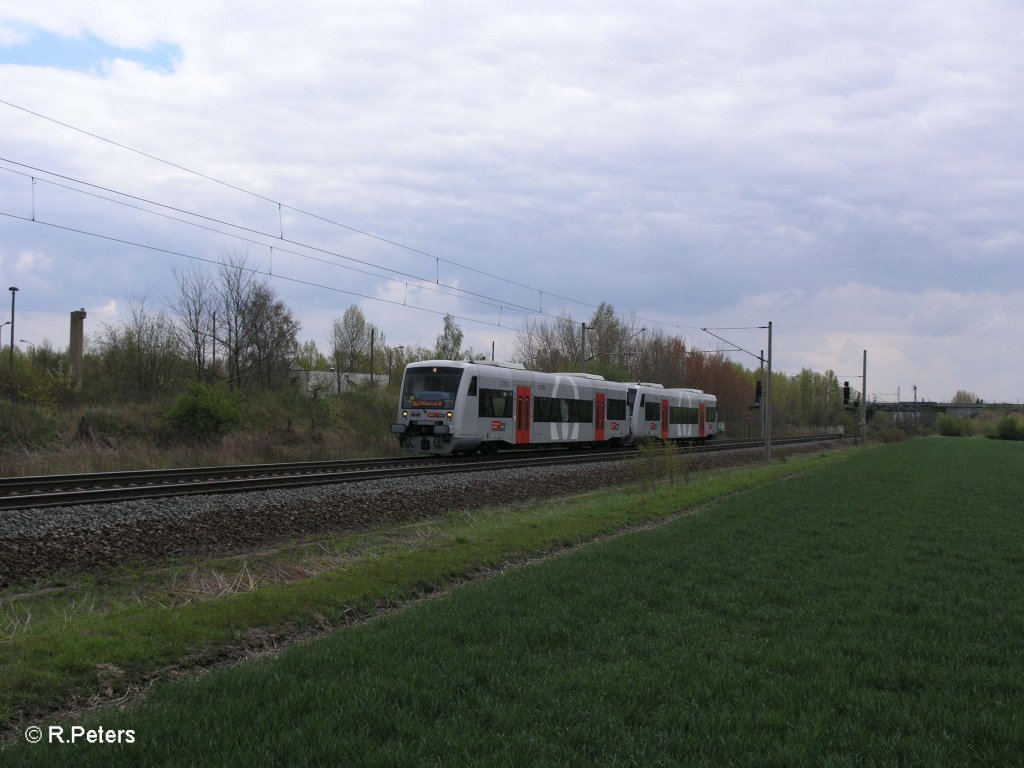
left=3, top=439, right=1023, bottom=766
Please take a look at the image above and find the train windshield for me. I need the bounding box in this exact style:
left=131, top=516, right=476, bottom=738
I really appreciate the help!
left=402, top=366, right=464, bottom=409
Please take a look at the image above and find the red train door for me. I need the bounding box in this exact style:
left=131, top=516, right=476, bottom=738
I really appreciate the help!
left=661, top=399, right=670, bottom=440
left=699, top=402, right=706, bottom=439
left=516, top=386, right=531, bottom=445
left=595, top=393, right=606, bottom=442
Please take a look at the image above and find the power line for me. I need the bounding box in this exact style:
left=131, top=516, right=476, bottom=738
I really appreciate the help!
left=0, top=164, right=518, bottom=319
left=0, top=159, right=557, bottom=320
left=0, top=154, right=706, bottom=345
left=1, top=100, right=578, bottom=307
left=3, top=201, right=738, bottom=364
left=0, top=209, right=527, bottom=333
left=0, top=98, right=703, bottom=338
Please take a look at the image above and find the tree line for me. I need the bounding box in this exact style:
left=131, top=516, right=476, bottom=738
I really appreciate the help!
left=2, top=254, right=860, bottom=434
left=515, top=302, right=854, bottom=434
left=0, top=251, right=470, bottom=406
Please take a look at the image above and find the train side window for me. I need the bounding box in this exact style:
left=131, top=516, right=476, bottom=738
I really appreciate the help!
left=468, top=376, right=477, bottom=396
left=644, top=402, right=661, bottom=421
left=669, top=406, right=698, bottom=424
left=569, top=399, right=593, bottom=423
left=534, top=396, right=593, bottom=423
left=478, top=388, right=513, bottom=418
left=607, top=399, right=626, bottom=420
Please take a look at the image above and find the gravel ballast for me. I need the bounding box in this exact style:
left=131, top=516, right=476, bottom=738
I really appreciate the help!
left=0, top=443, right=833, bottom=585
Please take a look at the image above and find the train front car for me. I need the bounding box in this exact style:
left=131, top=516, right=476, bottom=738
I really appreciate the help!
left=391, top=361, right=471, bottom=455
left=391, top=360, right=721, bottom=454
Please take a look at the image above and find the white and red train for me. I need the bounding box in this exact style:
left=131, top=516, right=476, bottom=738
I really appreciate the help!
left=390, top=360, right=720, bottom=455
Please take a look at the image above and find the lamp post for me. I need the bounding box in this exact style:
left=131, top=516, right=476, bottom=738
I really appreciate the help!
left=8, top=287, right=17, bottom=372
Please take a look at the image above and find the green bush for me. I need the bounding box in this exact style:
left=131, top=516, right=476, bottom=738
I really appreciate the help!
left=873, top=425, right=909, bottom=443
left=993, top=414, right=1024, bottom=441
left=937, top=414, right=969, bottom=437
left=632, top=438, right=692, bottom=489
left=0, top=398, right=62, bottom=449
left=337, top=384, right=398, bottom=455
left=163, top=383, right=244, bottom=442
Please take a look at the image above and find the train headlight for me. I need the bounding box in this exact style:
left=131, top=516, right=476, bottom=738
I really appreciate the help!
left=446, top=411, right=453, bottom=419
left=402, top=410, right=408, bottom=419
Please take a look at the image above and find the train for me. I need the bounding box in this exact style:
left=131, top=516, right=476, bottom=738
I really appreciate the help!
left=390, top=360, right=720, bottom=455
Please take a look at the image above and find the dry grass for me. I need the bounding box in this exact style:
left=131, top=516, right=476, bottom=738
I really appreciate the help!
left=0, top=426, right=399, bottom=476
left=0, top=593, right=102, bottom=638
left=0, top=387, right=402, bottom=476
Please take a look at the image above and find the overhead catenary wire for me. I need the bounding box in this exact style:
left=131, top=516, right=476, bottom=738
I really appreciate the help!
left=1, top=100, right=569, bottom=303
left=2, top=208, right=725, bottom=357
left=0, top=98, right=712, bottom=342
left=3, top=205, right=732, bottom=359
left=0, top=155, right=718, bottom=355
left=0, top=209, right=526, bottom=333
left=0, top=161, right=524, bottom=318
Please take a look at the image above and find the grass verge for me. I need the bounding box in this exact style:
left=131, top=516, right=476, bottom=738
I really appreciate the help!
left=8, top=439, right=1020, bottom=765
left=0, top=448, right=845, bottom=736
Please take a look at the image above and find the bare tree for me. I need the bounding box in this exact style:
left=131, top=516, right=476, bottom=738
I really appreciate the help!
left=242, top=283, right=300, bottom=389
left=514, top=311, right=579, bottom=371
left=171, top=263, right=216, bottom=382
left=214, top=249, right=299, bottom=391
left=93, top=293, right=184, bottom=400
left=329, top=305, right=372, bottom=391
left=216, top=250, right=260, bottom=390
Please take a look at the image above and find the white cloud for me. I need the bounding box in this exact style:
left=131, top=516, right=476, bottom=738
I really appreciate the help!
left=1, top=1, right=1023, bottom=401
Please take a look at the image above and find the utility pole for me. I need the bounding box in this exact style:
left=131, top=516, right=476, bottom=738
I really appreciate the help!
left=701, top=322, right=773, bottom=462
left=579, top=322, right=587, bottom=370
left=8, top=286, right=18, bottom=372
left=759, top=350, right=765, bottom=439
left=765, top=321, right=773, bottom=462
left=860, top=349, right=867, bottom=443
left=211, top=312, right=216, bottom=383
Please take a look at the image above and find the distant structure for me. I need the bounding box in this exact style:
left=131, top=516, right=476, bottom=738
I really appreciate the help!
left=69, top=308, right=87, bottom=386
left=289, top=369, right=389, bottom=395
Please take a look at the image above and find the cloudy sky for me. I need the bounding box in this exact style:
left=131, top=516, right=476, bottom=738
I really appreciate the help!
left=1, top=1, right=1021, bottom=403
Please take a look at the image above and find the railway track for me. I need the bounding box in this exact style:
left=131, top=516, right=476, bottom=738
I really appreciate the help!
left=0, top=434, right=841, bottom=512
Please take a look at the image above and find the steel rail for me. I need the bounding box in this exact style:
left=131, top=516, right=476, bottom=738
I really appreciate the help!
left=0, top=434, right=841, bottom=512
left=0, top=456, right=449, bottom=493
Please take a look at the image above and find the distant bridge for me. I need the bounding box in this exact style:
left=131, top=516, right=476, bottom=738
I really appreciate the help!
left=865, top=401, right=984, bottom=420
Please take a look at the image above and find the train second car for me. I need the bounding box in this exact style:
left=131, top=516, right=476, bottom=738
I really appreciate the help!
left=390, top=360, right=719, bottom=456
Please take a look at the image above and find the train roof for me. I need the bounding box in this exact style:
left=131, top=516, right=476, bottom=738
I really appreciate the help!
left=474, top=360, right=527, bottom=370
left=403, top=362, right=712, bottom=399
left=558, top=372, right=606, bottom=380
left=406, top=359, right=526, bottom=370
